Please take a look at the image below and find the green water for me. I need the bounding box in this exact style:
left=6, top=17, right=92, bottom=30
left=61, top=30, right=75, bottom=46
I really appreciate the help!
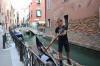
left=24, top=35, right=100, bottom=66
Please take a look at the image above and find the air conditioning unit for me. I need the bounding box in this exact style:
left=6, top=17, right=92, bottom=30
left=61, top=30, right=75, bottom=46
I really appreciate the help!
left=36, top=0, right=40, bottom=4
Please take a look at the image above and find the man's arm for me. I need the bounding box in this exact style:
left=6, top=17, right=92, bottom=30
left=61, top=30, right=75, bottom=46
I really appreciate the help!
left=59, top=30, right=67, bottom=36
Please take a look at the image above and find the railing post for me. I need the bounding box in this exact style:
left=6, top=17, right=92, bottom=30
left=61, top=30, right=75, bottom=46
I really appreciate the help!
left=3, top=33, right=6, bottom=49
left=20, top=43, right=23, bottom=61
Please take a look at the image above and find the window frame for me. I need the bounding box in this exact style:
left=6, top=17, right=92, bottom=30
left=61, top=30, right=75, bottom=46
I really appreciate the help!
left=47, top=0, right=50, bottom=10
left=36, top=9, right=42, bottom=17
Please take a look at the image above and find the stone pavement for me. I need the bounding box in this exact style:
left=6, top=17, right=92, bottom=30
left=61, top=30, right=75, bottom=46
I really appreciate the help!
left=0, top=49, right=12, bottom=66
left=0, top=30, right=24, bottom=66
left=0, top=29, right=3, bottom=49
left=0, top=44, right=24, bottom=66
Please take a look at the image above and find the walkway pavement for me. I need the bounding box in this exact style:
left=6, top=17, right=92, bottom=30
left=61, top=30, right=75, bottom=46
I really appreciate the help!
left=0, top=30, right=24, bottom=66
left=0, top=49, right=12, bottom=66
left=0, top=29, right=3, bottom=49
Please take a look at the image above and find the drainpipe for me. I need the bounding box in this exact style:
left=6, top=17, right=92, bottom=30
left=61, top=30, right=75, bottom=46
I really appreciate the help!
left=99, top=7, right=100, bottom=28
left=45, top=0, right=46, bottom=27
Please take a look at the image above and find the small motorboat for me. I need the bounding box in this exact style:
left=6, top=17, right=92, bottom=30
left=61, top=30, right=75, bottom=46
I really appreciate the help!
left=13, top=30, right=24, bottom=41
left=35, top=37, right=57, bottom=66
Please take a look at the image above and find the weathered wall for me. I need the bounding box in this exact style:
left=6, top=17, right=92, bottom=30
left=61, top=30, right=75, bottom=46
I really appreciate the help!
left=46, top=0, right=100, bottom=35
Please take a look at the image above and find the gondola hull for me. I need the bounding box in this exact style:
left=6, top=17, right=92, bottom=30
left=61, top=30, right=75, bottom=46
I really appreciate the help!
left=35, top=37, right=57, bottom=66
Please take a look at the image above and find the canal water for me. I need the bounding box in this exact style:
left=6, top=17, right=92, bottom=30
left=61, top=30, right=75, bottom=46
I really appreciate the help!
left=24, top=34, right=100, bottom=66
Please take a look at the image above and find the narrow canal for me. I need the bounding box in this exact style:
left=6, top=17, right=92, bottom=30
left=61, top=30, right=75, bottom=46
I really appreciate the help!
left=24, top=34, right=100, bottom=66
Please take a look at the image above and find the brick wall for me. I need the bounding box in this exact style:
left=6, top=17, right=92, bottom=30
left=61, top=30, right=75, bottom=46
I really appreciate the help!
left=45, top=16, right=99, bottom=35
left=69, top=16, right=100, bottom=35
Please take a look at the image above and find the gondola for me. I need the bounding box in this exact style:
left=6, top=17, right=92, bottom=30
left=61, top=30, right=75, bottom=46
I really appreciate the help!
left=35, top=37, right=58, bottom=66
left=25, top=30, right=35, bottom=36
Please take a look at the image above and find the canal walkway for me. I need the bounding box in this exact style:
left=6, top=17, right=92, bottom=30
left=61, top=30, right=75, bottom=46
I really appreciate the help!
left=0, top=30, right=24, bottom=66
left=0, top=29, right=3, bottom=49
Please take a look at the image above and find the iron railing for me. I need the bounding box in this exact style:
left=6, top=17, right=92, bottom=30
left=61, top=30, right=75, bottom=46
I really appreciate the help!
left=3, top=33, right=6, bottom=49
left=9, top=29, right=46, bottom=66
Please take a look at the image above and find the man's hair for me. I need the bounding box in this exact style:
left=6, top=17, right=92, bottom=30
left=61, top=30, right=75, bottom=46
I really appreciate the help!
left=57, top=18, right=62, bottom=22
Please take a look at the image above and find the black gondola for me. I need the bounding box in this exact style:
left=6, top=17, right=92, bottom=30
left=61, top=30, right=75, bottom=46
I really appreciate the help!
left=35, top=37, right=57, bottom=66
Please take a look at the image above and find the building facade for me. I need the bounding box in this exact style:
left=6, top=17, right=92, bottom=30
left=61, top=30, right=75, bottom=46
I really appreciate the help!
left=46, top=0, right=100, bottom=35
left=29, top=0, right=46, bottom=27
left=0, top=0, right=15, bottom=31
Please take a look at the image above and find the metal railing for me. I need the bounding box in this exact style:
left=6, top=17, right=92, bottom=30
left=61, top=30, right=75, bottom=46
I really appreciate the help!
left=9, top=29, right=46, bottom=66
left=3, top=33, right=6, bottom=49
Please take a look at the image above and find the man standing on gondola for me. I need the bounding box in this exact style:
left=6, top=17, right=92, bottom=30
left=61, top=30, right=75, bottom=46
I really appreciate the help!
left=47, top=18, right=72, bottom=66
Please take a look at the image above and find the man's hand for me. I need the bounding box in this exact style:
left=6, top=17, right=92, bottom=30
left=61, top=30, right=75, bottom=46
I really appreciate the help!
left=57, top=30, right=67, bottom=36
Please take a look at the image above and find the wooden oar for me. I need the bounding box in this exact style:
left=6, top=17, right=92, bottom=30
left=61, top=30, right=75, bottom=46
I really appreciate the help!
left=46, top=35, right=58, bottom=50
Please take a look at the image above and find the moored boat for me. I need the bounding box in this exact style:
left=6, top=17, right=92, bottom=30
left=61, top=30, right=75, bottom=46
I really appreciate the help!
left=13, top=30, right=24, bottom=41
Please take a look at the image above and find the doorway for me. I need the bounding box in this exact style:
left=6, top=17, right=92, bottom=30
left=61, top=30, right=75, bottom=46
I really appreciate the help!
left=48, top=19, right=50, bottom=28
left=64, top=15, right=69, bottom=28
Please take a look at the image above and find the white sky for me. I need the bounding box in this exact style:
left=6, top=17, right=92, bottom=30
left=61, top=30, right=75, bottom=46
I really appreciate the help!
left=10, top=0, right=32, bottom=21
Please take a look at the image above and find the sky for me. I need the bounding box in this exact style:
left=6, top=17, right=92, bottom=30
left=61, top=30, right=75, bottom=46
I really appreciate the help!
left=10, top=0, right=32, bottom=21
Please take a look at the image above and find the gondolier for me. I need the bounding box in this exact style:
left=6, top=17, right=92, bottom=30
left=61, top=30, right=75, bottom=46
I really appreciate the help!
left=46, top=18, right=72, bottom=65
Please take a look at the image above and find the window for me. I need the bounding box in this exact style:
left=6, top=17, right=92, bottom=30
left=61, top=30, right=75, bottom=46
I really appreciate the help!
left=29, top=12, right=30, bottom=19
left=31, top=10, right=32, bottom=17
left=47, top=0, right=50, bottom=10
left=36, top=9, right=41, bottom=17
left=10, top=11, right=11, bottom=17
left=0, top=5, right=1, bottom=13
left=7, top=10, right=9, bottom=17
left=5, top=16, right=7, bottom=23
left=36, top=0, right=40, bottom=4
left=64, top=15, right=69, bottom=28
left=48, top=19, right=51, bottom=27
left=64, top=0, right=68, bottom=2
left=62, top=0, right=68, bottom=2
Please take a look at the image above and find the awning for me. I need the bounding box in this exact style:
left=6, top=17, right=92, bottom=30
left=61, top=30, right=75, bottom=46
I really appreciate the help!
left=38, top=21, right=45, bottom=24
